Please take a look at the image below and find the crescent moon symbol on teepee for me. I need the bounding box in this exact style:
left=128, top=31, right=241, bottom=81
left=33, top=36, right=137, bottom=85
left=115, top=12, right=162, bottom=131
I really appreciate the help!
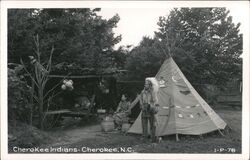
left=172, top=76, right=178, bottom=83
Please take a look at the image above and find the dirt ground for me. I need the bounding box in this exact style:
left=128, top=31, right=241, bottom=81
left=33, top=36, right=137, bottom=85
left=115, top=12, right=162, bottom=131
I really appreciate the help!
left=39, top=108, right=241, bottom=153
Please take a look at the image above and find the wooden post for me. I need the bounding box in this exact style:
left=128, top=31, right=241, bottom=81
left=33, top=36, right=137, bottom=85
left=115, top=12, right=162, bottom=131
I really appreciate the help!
left=38, top=85, right=44, bottom=130
left=129, top=95, right=140, bottom=111
left=30, top=80, right=34, bottom=126
left=21, top=34, right=56, bottom=130
left=218, top=129, right=225, bottom=137
left=199, top=134, right=203, bottom=139
left=176, top=133, right=179, bottom=141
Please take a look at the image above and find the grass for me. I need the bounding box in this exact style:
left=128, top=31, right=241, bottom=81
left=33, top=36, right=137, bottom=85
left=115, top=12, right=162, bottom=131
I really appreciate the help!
left=8, top=108, right=242, bottom=154
left=48, top=108, right=242, bottom=153
left=8, top=121, right=53, bottom=152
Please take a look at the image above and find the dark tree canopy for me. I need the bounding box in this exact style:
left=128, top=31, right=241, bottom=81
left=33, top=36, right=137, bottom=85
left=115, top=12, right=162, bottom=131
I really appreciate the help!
left=126, top=8, right=242, bottom=85
left=8, top=9, right=123, bottom=75
left=8, top=8, right=243, bottom=84
left=125, top=37, right=166, bottom=80
left=155, top=8, right=242, bottom=85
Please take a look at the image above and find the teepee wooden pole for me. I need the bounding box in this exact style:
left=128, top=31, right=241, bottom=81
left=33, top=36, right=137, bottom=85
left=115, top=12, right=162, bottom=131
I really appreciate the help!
left=176, top=134, right=179, bottom=141
left=199, top=134, right=204, bottom=139
left=129, top=95, right=140, bottom=110
left=218, top=129, right=225, bottom=137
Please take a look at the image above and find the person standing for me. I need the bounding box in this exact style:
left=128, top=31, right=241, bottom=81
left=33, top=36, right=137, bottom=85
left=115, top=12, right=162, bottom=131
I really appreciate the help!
left=140, top=79, right=159, bottom=142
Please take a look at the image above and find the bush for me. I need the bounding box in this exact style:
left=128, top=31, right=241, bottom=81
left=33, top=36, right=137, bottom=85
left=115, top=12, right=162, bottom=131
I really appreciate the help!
left=8, top=121, right=52, bottom=152
left=8, top=66, right=31, bottom=123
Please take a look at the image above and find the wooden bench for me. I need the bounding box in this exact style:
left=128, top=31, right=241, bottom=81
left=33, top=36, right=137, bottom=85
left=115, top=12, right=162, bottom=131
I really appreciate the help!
left=45, top=109, right=71, bottom=115
left=45, top=109, right=95, bottom=118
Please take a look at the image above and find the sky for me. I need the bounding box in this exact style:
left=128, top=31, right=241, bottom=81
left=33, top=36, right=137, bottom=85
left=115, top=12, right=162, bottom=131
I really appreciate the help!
left=99, top=8, right=171, bottom=49
left=98, top=7, right=244, bottom=49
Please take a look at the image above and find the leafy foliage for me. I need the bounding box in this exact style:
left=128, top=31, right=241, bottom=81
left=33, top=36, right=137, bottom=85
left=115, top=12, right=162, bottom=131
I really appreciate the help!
left=8, top=9, right=122, bottom=74
left=8, top=65, right=31, bottom=123
left=8, top=121, right=52, bottom=150
left=126, top=8, right=242, bottom=86
left=155, top=8, right=242, bottom=85
left=125, top=37, right=166, bottom=80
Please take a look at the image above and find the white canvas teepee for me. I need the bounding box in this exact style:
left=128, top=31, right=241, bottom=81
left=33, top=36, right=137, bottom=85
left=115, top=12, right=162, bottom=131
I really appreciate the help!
left=128, top=57, right=227, bottom=136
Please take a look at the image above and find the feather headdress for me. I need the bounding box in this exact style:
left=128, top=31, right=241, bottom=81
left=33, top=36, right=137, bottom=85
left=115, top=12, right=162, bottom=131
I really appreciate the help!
left=145, top=77, right=159, bottom=104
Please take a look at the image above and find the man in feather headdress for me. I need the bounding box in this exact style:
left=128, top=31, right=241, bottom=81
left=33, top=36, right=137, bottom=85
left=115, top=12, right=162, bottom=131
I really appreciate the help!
left=139, top=78, right=159, bottom=142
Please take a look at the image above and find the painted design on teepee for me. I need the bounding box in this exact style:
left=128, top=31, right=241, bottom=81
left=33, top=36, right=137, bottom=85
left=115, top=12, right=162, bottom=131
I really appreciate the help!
left=172, top=68, right=191, bottom=95
left=188, top=114, right=194, bottom=118
left=176, top=105, right=181, bottom=108
left=158, top=76, right=167, bottom=88
left=204, top=111, right=208, bottom=116
left=197, top=113, right=202, bottom=117
left=180, top=90, right=191, bottom=95
left=178, top=113, right=183, bottom=118
left=171, top=69, right=180, bottom=83
left=162, top=106, right=169, bottom=109
left=171, top=76, right=178, bottom=83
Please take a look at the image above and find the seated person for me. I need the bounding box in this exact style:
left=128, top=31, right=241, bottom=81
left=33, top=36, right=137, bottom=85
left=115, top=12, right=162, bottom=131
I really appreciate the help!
left=74, top=96, right=91, bottom=111
left=113, top=94, right=131, bottom=130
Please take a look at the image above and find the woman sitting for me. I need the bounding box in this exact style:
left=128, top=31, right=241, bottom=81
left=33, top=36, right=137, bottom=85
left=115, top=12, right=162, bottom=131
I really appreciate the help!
left=113, top=94, right=131, bottom=130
